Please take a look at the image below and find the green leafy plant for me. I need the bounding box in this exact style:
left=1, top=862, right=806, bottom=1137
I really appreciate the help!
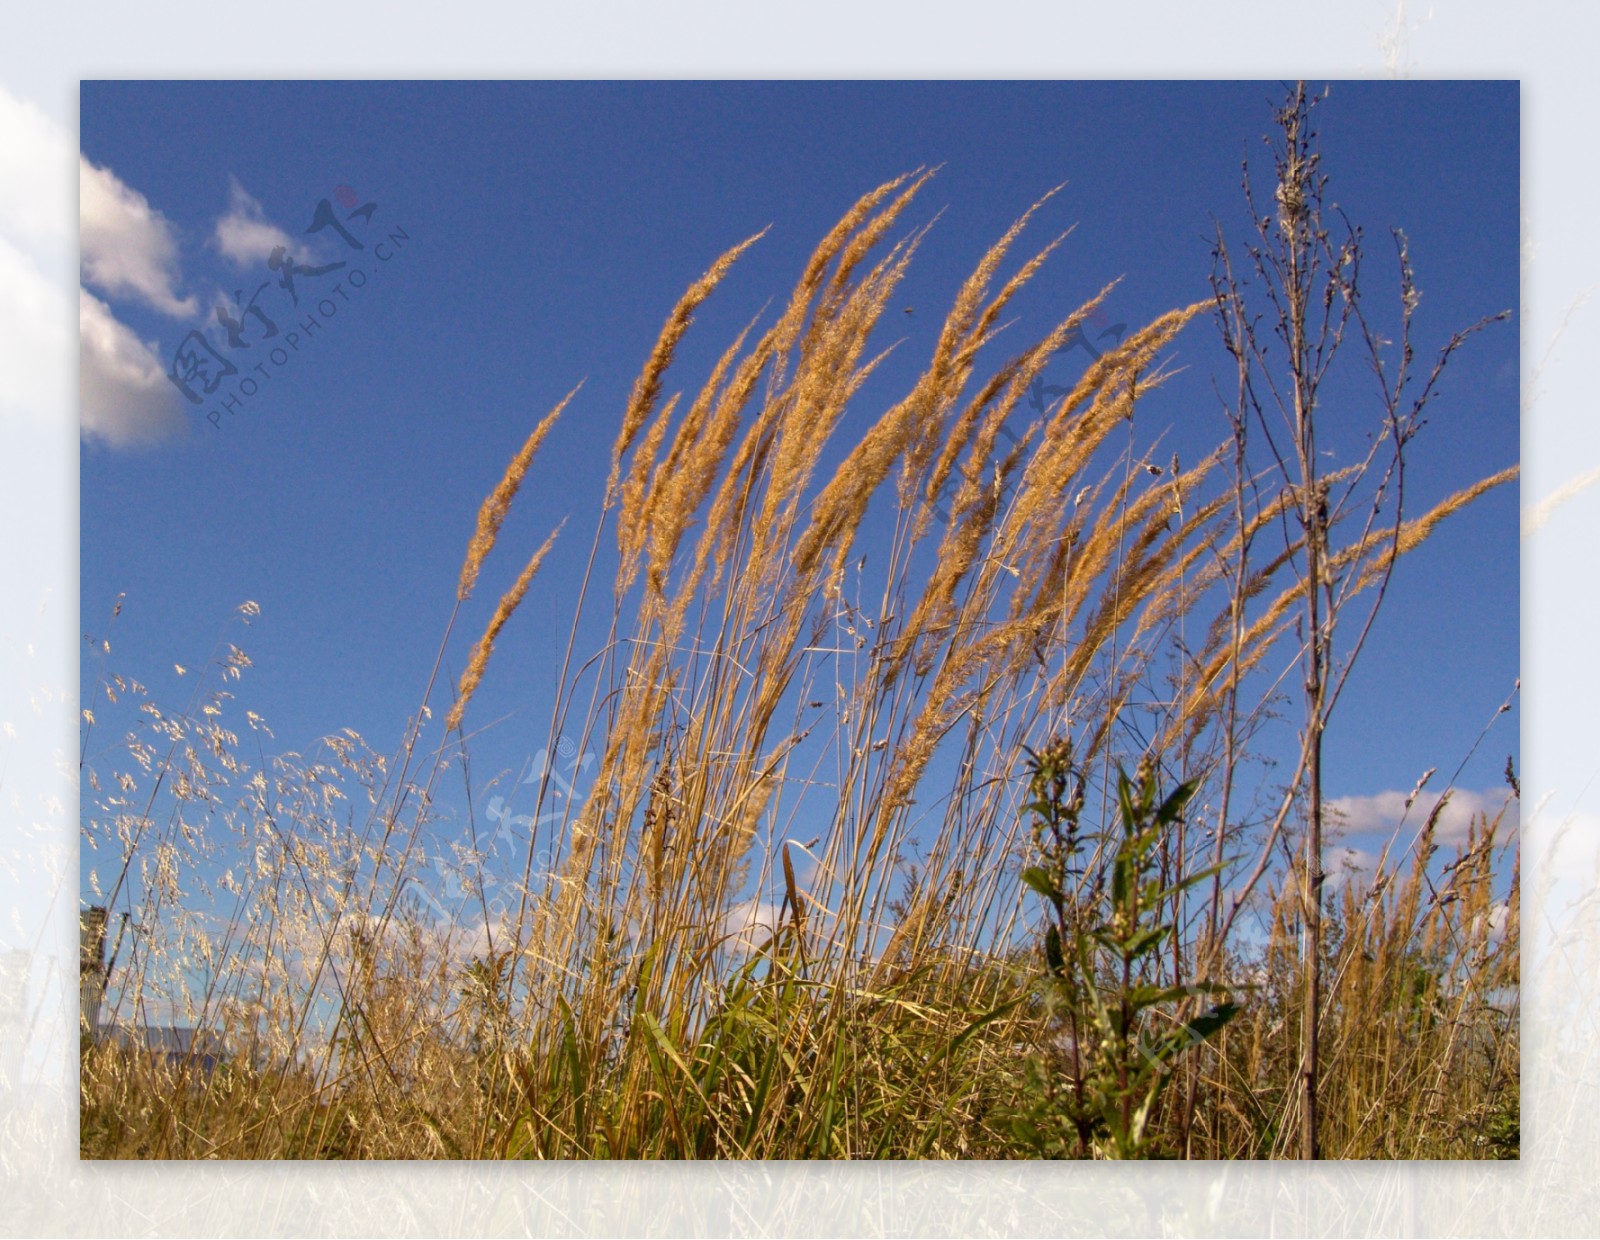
left=1014, top=740, right=1239, bottom=1158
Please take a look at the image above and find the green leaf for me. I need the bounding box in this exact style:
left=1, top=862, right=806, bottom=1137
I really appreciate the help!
left=1156, top=779, right=1198, bottom=825
left=1128, top=981, right=1211, bottom=1010
left=1123, top=924, right=1172, bottom=961
left=632, top=943, right=657, bottom=1014
left=1116, top=772, right=1140, bottom=835
left=1182, top=1001, right=1240, bottom=1042
left=1021, top=865, right=1060, bottom=902
left=1110, top=852, right=1132, bottom=912
left=639, top=1011, right=712, bottom=1112
left=1044, top=924, right=1065, bottom=975
left=555, top=994, right=587, bottom=1138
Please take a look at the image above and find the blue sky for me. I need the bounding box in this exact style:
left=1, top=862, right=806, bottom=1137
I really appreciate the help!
left=77, top=80, right=1521, bottom=903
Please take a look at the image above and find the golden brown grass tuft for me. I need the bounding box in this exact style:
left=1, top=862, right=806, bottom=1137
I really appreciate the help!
left=79, top=163, right=1516, bottom=1163
left=457, top=389, right=575, bottom=601
left=445, top=519, right=566, bottom=735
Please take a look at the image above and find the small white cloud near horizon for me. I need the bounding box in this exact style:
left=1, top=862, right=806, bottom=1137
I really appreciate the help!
left=79, top=288, right=186, bottom=447
left=212, top=176, right=310, bottom=269
left=1328, top=785, right=1519, bottom=848
left=80, top=156, right=196, bottom=318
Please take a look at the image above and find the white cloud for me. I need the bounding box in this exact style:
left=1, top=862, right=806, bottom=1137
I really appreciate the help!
left=79, top=288, right=186, bottom=446
left=0, top=85, right=72, bottom=428
left=0, top=85, right=71, bottom=249
left=719, top=898, right=784, bottom=954
left=0, top=233, right=71, bottom=426
left=1324, top=845, right=1380, bottom=893
left=1328, top=786, right=1520, bottom=847
left=1473, top=900, right=1512, bottom=945
left=212, top=176, right=308, bottom=268
left=1547, top=812, right=1600, bottom=878
left=1526, top=805, right=1600, bottom=896
left=79, top=155, right=196, bottom=317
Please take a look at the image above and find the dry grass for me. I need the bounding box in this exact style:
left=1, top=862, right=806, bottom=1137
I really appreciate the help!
left=78, top=167, right=1518, bottom=1160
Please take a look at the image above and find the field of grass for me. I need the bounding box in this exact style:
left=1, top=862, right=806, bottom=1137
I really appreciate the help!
left=78, top=89, right=1519, bottom=1161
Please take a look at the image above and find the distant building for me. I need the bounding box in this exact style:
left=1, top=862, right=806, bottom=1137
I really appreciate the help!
left=99, top=1022, right=225, bottom=1075
left=80, top=906, right=108, bottom=1039
left=80, top=906, right=225, bottom=1073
